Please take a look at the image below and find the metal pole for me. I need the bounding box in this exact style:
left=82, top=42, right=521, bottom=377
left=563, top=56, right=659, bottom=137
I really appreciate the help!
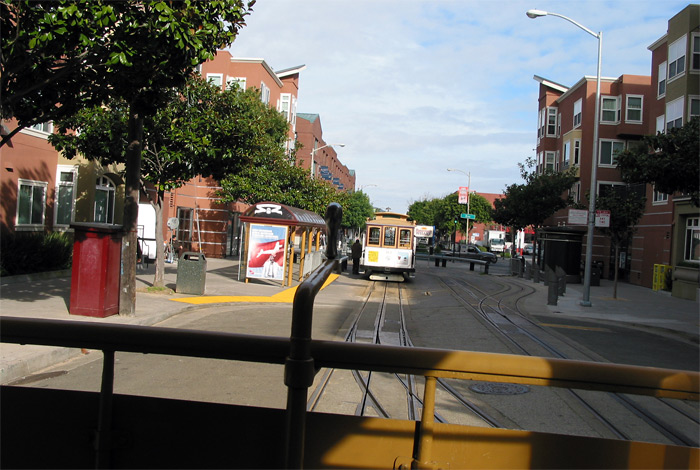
left=581, top=31, right=602, bottom=307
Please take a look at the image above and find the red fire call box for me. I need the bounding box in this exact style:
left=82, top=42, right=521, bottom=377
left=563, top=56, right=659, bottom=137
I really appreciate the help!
left=69, top=223, right=122, bottom=318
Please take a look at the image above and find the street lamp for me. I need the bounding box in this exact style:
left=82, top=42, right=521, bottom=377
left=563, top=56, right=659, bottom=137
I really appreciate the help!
left=310, top=143, right=345, bottom=178
left=527, top=9, right=602, bottom=307
left=447, top=168, right=471, bottom=243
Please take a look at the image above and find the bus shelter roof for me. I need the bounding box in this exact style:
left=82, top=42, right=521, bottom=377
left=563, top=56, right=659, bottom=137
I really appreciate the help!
left=240, top=202, right=327, bottom=229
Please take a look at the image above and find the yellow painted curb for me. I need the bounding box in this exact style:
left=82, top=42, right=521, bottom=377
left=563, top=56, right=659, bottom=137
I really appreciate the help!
left=171, top=273, right=340, bottom=305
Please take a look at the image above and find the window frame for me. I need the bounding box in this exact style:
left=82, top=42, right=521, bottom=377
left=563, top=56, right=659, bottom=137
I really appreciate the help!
left=625, top=94, right=643, bottom=123
left=546, top=107, right=557, bottom=136
left=573, top=99, right=582, bottom=128
left=598, top=139, right=625, bottom=167
left=367, top=226, right=381, bottom=246
left=260, top=81, right=270, bottom=104
left=601, top=95, right=620, bottom=123
left=398, top=229, right=412, bottom=249
left=16, top=179, right=47, bottom=229
left=652, top=187, right=669, bottom=205
left=657, top=61, right=667, bottom=98
left=544, top=151, right=555, bottom=172
left=383, top=226, right=397, bottom=248
left=54, top=165, right=78, bottom=227
left=562, top=140, right=571, bottom=169
left=688, top=96, right=700, bottom=121
left=666, top=97, right=684, bottom=131
left=668, top=34, right=687, bottom=82
left=206, top=73, right=223, bottom=88
left=573, top=139, right=581, bottom=166
left=692, top=33, right=700, bottom=71
left=226, top=76, right=246, bottom=91
left=684, top=217, right=700, bottom=264
left=94, top=175, right=116, bottom=224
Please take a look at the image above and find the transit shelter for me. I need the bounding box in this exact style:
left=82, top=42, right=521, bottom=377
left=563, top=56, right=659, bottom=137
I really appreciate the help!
left=239, top=202, right=328, bottom=286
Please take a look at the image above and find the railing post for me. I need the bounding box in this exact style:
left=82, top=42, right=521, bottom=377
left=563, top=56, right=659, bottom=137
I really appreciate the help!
left=284, top=203, right=342, bottom=469
left=413, top=376, right=438, bottom=470
left=95, top=349, right=115, bottom=469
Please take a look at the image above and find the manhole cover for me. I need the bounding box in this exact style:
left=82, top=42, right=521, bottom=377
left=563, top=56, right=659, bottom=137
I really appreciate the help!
left=469, top=382, right=530, bottom=395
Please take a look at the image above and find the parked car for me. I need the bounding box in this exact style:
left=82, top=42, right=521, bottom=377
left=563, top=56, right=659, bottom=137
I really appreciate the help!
left=457, top=244, right=498, bottom=264
left=523, top=243, right=534, bottom=255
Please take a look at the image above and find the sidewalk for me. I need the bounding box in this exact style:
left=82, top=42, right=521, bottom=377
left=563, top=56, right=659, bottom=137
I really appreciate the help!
left=0, top=257, right=290, bottom=384
left=1, top=259, right=698, bottom=384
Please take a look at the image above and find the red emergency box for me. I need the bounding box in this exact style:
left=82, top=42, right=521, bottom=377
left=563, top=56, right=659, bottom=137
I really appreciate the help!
left=69, top=223, right=122, bottom=318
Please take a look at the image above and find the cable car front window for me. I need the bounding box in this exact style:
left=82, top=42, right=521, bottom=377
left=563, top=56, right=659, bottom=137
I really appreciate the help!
left=368, top=227, right=381, bottom=246
left=399, top=229, right=412, bottom=248
left=383, top=227, right=396, bottom=247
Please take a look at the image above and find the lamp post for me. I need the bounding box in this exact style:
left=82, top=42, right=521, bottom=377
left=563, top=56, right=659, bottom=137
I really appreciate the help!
left=527, top=9, right=602, bottom=307
left=310, top=143, right=345, bottom=178
left=447, top=168, right=471, bottom=244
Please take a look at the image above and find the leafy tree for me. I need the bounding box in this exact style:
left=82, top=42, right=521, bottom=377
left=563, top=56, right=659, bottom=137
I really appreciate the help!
left=493, top=158, right=577, bottom=259
left=2, top=0, right=255, bottom=314
left=218, top=152, right=348, bottom=216
left=342, top=190, right=374, bottom=232
left=615, top=117, right=699, bottom=205
left=49, top=77, right=284, bottom=288
left=595, top=185, right=646, bottom=299
left=408, top=192, right=492, bottom=244
left=407, top=198, right=440, bottom=226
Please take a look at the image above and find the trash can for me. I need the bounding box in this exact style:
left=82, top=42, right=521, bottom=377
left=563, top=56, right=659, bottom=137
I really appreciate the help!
left=176, top=252, right=207, bottom=294
left=590, top=261, right=602, bottom=286
left=69, top=223, right=122, bottom=318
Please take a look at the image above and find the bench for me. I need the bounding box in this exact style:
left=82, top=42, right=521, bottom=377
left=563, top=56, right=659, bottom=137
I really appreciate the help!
left=415, top=254, right=490, bottom=273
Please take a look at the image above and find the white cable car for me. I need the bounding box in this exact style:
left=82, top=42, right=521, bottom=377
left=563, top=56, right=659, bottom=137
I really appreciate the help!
left=362, top=212, right=416, bottom=282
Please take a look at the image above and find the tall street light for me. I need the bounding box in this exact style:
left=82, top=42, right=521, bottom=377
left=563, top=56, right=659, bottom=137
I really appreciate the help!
left=527, top=9, right=602, bottom=307
left=447, top=168, right=471, bottom=243
left=310, top=143, right=345, bottom=178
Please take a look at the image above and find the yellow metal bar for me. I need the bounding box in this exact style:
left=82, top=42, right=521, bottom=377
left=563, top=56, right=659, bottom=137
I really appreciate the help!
left=299, top=229, right=307, bottom=282
left=414, top=376, right=438, bottom=469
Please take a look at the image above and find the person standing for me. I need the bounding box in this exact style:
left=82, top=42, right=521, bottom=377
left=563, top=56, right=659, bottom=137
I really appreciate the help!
left=351, top=239, right=362, bottom=275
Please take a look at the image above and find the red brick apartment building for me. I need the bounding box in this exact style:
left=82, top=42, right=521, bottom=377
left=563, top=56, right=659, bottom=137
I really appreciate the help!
left=532, top=4, right=699, bottom=299
left=1, top=49, right=355, bottom=262
left=295, top=113, right=355, bottom=191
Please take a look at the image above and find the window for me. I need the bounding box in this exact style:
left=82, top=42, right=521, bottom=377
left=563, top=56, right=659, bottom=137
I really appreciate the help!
left=55, top=166, right=77, bottom=226
left=16, top=179, right=47, bottom=227
left=206, top=73, right=223, bottom=88
left=599, top=140, right=624, bottom=166
left=657, top=62, right=667, bottom=97
left=563, top=141, right=571, bottom=169
left=625, top=95, right=643, bottom=122
left=368, top=227, right=380, bottom=246
left=570, top=181, right=581, bottom=203
left=689, top=97, right=700, bottom=120
left=546, top=107, right=557, bottom=136
left=598, top=182, right=626, bottom=198
left=692, top=33, right=700, bottom=71
left=538, top=108, right=545, bottom=139
left=668, top=35, right=686, bottom=81
left=399, top=229, right=412, bottom=248
left=666, top=97, right=683, bottom=130
left=260, top=81, right=270, bottom=104
left=573, top=99, right=582, bottom=128
left=684, top=217, right=700, bottom=263
left=279, top=93, right=291, bottom=122
left=383, top=227, right=396, bottom=247
left=226, top=76, right=246, bottom=91
left=656, top=115, right=665, bottom=134
left=652, top=188, right=669, bottom=205
left=94, top=176, right=115, bottom=224
left=573, top=139, right=581, bottom=165
left=176, top=207, right=193, bottom=251
left=601, top=96, right=620, bottom=123
left=30, top=122, right=53, bottom=134
left=544, top=151, right=555, bottom=172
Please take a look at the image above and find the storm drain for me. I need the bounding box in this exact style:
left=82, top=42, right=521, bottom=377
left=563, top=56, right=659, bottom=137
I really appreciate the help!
left=469, top=382, right=530, bottom=395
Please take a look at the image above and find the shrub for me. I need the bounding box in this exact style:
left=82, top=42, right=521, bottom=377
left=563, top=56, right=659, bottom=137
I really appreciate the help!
left=0, top=231, right=73, bottom=276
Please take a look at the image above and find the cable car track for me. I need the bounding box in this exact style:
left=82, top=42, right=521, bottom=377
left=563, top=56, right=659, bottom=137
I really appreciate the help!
left=433, top=271, right=698, bottom=447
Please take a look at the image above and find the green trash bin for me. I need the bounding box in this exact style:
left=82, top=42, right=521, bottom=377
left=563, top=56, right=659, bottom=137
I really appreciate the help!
left=176, top=252, right=207, bottom=294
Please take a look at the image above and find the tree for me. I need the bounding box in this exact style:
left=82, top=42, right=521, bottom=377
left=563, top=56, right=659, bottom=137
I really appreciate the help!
left=493, top=158, right=577, bottom=260
left=342, top=190, right=374, bottom=233
left=2, top=0, right=255, bottom=314
left=615, top=117, right=699, bottom=206
left=218, top=152, right=348, bottom=216
left=50, top=77, right=285, bottom=288
left=595, top=185, right=646, bottom=299
left=408, top=192, right=492, bottom=245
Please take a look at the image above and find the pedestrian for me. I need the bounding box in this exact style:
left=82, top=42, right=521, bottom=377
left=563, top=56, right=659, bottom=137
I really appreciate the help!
left=351, top=239, right=362, bottom=275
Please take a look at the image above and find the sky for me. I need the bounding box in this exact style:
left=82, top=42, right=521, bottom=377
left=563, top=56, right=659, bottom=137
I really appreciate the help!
left=228, top=0, right=692, bottom=214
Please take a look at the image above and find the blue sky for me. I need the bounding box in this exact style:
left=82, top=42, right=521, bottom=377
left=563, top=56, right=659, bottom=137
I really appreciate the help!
left=229, top=0, right=693, bottom=214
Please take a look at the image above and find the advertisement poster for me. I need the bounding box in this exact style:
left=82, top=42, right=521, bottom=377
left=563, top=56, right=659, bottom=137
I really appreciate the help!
left=458, top=186, right=469, bottom=204
left=247, top=224, right=288, bottom=281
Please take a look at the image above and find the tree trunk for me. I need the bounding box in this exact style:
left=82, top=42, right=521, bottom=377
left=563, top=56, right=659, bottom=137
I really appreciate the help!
left=144, top=188, right=166, bottom=288
left=119, top=108, right=143, bottom=315
left=613, top=244, right=620, bottom=299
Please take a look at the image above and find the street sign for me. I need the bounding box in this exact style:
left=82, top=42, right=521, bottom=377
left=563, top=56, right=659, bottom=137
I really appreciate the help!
left=460, top=213, right=475, bottom=219
left=595, top=210, right=610, bottom=227
left=458, top=187, right=469, bottom=204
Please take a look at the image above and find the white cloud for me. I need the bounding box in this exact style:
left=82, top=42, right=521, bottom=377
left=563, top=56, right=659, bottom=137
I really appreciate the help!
left=230, top=0, right=691, bottom=214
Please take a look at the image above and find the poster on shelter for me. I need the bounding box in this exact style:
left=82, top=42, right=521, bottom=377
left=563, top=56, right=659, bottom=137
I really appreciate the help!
left=247, top=224, right=288, bottom=281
